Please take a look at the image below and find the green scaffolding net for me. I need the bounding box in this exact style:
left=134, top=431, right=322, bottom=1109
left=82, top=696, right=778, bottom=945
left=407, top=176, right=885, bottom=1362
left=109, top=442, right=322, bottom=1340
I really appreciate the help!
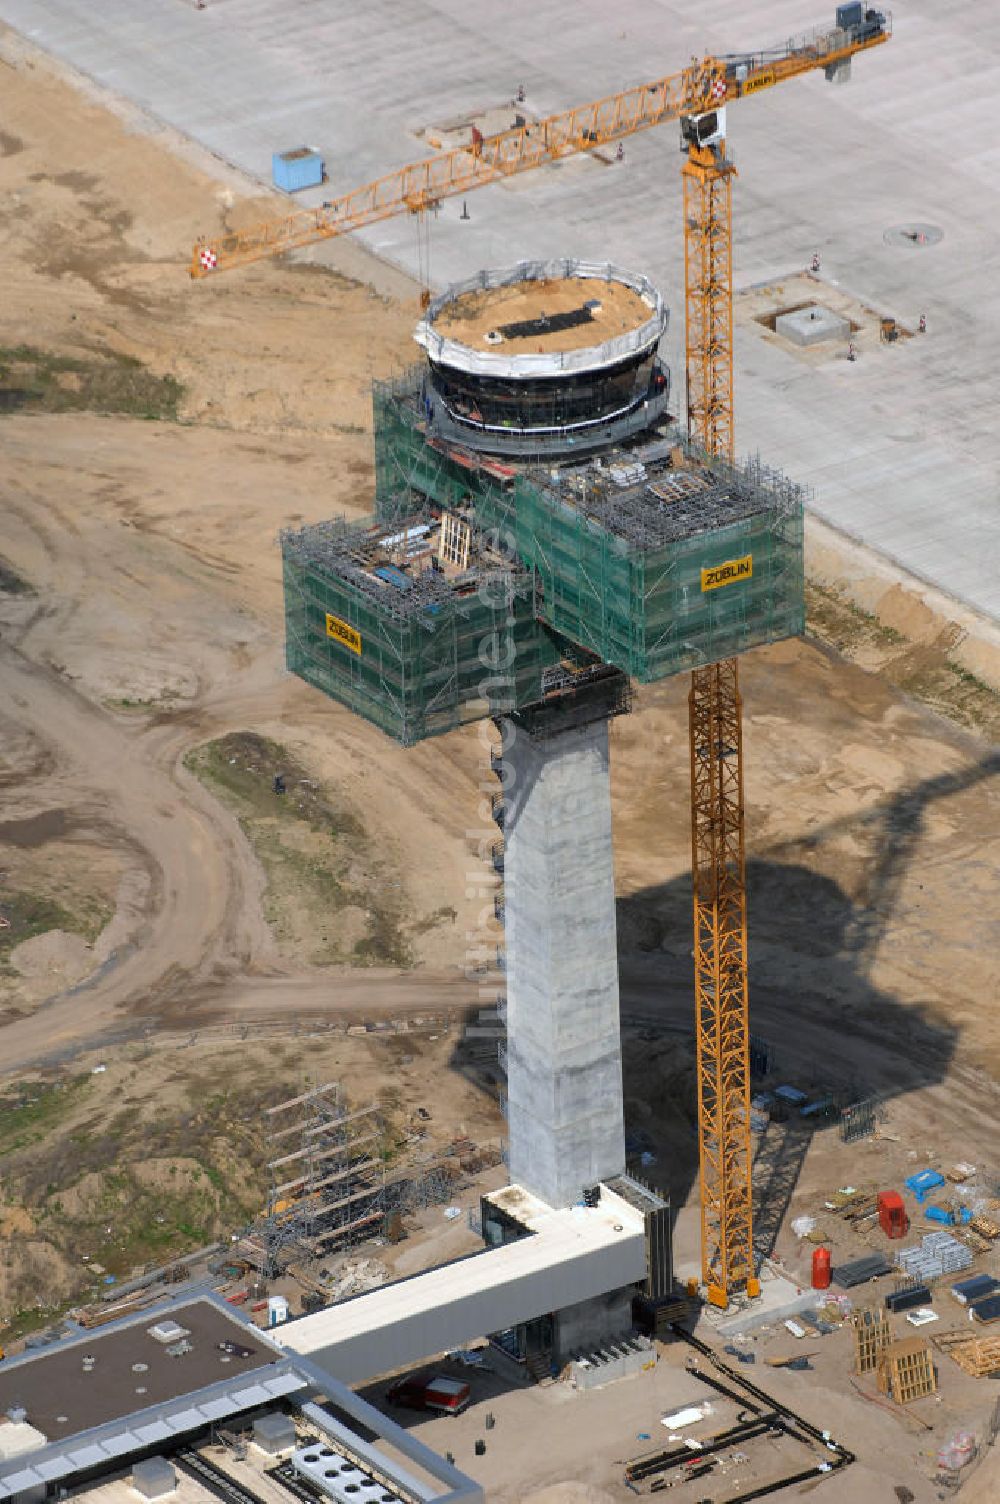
left=372, top=371, right=805, bottom=683
left=282, top=516, right=567, bottom=747
left=284, top=376, right=804, bottom=744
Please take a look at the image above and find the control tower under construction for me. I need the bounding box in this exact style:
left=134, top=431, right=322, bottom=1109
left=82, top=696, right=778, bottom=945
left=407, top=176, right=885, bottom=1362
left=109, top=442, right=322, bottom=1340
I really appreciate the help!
left=280, top=257, right=804, bottom=1350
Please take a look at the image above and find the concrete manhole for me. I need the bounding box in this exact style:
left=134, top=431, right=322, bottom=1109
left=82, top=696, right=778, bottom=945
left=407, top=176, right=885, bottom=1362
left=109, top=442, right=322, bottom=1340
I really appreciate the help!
left=883, top=223, right=944, bottom=249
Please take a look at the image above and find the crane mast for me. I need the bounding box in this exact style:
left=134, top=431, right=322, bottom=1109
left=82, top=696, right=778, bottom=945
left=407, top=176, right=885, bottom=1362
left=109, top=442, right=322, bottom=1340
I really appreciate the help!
left=681, top=131, right=758, bottom=1305
left=189, top=7, right=891, bottom=1312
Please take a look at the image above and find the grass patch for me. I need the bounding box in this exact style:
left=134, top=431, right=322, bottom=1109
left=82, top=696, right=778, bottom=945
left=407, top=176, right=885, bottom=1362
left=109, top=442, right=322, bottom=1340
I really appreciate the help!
left=0, top=888, right=112, bottom=969
left=184, top=732, right=412, bottom=966
left=0, top=344, right=182, bottom=420
left=0, top=557, right=32, bottom=595
left=806, top=581, right=904, bottom=653
left=0, top=1076, right=92, bottom=1158
left=806, top=580, right=999, bottom=738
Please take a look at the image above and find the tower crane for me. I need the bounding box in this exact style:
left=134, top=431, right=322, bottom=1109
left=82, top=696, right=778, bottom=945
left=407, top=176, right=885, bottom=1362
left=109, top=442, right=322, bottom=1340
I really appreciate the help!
left=191, top=6, right=891, bottom=1309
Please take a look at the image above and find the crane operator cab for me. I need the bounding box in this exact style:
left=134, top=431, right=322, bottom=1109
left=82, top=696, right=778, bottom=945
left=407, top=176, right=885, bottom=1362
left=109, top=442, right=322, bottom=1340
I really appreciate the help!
left=680, top=107, right=726, bottom=155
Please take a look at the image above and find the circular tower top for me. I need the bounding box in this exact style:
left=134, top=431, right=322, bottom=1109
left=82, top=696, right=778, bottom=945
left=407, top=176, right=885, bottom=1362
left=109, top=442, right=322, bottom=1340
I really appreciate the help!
left=415, top=258, right=667, bottom=378
left=414, top=259, right=670, bottom=458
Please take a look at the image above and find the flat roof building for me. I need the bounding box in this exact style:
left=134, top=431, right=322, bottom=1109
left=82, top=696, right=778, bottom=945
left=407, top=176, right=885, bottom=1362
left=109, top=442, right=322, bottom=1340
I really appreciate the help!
left=0, top=1298, right=481, bottom=1504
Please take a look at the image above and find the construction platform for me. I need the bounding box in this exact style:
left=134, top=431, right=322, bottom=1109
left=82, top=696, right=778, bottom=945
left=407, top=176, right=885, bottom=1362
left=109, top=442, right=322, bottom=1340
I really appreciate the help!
left=282, top=373, right=804, bottom=743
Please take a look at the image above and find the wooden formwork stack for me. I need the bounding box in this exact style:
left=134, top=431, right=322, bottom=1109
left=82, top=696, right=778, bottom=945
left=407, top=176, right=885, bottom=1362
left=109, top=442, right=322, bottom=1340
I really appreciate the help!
left=934, top=1330, right=1000, bottom=1378
left=852, top=1306, right=891, bottom=1375
left=878, top=1337, right=937, bottom=1404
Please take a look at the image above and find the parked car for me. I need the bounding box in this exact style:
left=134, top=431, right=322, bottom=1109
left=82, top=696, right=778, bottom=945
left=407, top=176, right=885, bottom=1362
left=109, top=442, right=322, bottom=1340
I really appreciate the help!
left=385, top=1374, right=471, bottom=1416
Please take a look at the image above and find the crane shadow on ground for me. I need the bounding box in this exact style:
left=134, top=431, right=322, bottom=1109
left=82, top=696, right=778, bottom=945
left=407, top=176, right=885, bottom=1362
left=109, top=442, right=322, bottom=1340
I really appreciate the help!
left=615, top=853, right=961, bottom=1266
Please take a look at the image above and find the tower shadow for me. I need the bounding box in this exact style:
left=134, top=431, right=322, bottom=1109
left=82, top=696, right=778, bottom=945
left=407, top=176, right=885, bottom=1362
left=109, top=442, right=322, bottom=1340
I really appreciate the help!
left=616, top=852, right=960, bottom=1262
left=450, top=749, right=997, bottom=1272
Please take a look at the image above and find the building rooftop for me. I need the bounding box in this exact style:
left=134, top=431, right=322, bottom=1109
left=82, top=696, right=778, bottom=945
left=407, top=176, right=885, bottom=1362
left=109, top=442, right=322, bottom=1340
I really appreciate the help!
left=536, top=439, right=804, bottom=549
left=415, top=260, right=668, bottom=383
left=0, top=1300, right=278, bottom=1438
left=432, top=274, right=652, bottom=355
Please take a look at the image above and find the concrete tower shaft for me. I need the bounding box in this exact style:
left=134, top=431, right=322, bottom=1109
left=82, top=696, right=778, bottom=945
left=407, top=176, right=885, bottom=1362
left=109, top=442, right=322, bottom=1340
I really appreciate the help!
left=501, top=714, right=626, bottom=1209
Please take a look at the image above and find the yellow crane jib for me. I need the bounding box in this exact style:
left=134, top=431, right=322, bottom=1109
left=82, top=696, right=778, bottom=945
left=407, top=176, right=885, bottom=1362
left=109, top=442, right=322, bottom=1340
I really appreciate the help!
left=191, top=9, right=890, bottom=279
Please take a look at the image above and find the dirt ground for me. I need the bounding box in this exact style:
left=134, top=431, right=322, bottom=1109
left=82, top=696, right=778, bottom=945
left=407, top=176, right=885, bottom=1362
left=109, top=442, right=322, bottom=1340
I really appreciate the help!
left=0, top=24, right=999, bottom=1502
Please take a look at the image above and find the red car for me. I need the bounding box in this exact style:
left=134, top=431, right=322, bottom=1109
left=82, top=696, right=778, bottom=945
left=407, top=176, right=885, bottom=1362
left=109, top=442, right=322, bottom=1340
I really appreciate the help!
left=385, top=1374, right=471, bottom=1416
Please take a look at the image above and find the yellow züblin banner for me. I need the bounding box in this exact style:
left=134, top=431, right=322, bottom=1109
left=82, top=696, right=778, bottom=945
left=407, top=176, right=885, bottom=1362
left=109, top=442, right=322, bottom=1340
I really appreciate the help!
left=701, top=555, right=753, bottom=593
left=325, top=612, right=362, bottom=655
left=742, top=70, right=776, bottom=95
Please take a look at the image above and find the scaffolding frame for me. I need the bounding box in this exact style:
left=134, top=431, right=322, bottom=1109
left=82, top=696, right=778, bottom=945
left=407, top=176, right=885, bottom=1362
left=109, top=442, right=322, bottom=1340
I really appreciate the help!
left=853, top=1306, right=891, bottom=1375
left=282, top=512, right=566, bottom=746
left=250, top=1082, right=385, bottom=1276
left=371, top=372, right=804, bottom=688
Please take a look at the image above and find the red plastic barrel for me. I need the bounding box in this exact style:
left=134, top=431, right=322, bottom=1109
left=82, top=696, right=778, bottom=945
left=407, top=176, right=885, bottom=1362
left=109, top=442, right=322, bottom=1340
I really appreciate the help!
left=812, top=1247, right=832, bottom=1290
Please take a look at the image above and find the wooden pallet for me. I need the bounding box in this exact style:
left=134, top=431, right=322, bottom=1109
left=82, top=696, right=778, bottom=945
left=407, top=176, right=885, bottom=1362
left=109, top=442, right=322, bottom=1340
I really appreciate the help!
left=933, top=1330, right=1000, bottom=1378
left=878, top=1337, right=936, bottom=1404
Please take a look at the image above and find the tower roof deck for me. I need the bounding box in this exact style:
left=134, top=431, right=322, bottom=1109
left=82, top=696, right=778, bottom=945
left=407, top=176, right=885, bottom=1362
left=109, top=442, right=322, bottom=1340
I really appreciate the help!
left=433, top=275, right=652, bottom=356
left=415, top=259, right=668, bottom=380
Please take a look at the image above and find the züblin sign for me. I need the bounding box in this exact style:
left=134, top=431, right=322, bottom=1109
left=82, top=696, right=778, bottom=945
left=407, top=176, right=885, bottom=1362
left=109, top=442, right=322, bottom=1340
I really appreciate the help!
left=701, top=554, right=753, bottom=593
left=326, top=612, right=362, bottom=655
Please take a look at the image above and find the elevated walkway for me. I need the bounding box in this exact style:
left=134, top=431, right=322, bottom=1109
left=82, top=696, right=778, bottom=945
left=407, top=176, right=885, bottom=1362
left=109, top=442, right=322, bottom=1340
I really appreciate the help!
left=270, top=1183, right=646, bottom=1384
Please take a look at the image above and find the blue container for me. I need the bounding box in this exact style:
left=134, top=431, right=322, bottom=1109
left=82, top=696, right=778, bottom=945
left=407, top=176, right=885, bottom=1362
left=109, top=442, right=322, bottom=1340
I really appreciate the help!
left=904, top=1169, right=946, bottom=1203
left=272, top=147, right=324, bottom=193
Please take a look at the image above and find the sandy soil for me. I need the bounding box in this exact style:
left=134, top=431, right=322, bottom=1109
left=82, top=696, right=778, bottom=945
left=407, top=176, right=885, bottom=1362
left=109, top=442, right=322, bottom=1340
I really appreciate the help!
left=0, top=24, right=998, bottom=1502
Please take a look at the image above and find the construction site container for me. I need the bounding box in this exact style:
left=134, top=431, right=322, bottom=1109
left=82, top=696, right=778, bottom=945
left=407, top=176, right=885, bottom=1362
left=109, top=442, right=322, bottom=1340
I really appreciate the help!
left=812, top=1247, right=832, bottom=1290
left=878, top=1190, right=908, bottom=1239
left=272, top=147, right=324, bottom=193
